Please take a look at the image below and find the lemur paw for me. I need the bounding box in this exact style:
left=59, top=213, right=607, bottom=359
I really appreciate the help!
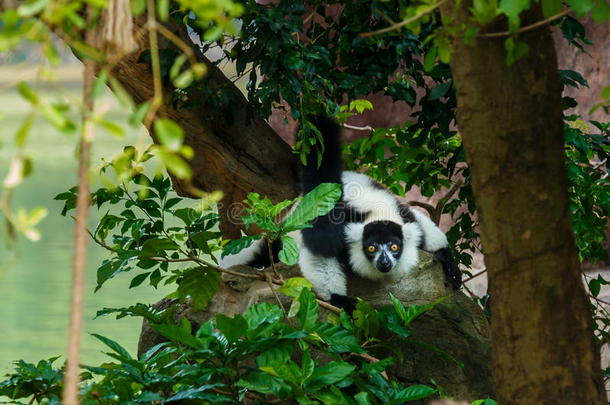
left=330, top=294, right=358, bottom=315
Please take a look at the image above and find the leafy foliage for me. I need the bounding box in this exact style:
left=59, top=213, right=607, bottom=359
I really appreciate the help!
left=56, top=155, right=224, bottom=310
left=0, top=286, right=455, bottom=404
left=222, top=182, right=342, bottom=267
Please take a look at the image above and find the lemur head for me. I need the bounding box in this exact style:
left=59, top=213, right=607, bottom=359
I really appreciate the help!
left=345, top=220, right=422, bottom=281
left=361, top=221, right=404, bottom=272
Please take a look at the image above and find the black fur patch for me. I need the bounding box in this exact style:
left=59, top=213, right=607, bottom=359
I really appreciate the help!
left=246, top=238, right=283, bottom=269
left=300, top=116, right=349, bottom=259
left=398, top=203, right=416, bottom=223
left=300, top=116, right=343, bottom=194
left=397, top=204, right=425, bottom=249
left=362, top=221, right=403, bottom=244
left=434, top=247, right=462, bottom=289
left=330, top=293, right=357, bottom=314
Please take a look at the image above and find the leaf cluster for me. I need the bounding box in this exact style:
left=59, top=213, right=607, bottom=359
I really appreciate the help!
left=56, top=164, right=223, bottom=310
left=1, top=285, right=460, bottom=404
left=222, top=183, right=341, bottom=266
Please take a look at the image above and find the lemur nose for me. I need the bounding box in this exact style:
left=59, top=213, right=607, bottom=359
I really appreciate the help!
left=377, top=254, right=392, bottom=273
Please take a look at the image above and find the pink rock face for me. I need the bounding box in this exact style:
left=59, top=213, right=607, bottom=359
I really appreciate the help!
left=554, top=18, right=610, bottom=121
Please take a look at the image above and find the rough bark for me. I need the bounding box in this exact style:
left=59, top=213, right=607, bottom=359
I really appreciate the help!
left=439, top=4, right=606, bottom=404
left=108, top=18, right=296, bottom=237
left=138, top=253, right=495, bottom=401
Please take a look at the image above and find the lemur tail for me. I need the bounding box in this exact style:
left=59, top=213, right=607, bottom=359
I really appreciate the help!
left=301, top=116, right=343, bottom=194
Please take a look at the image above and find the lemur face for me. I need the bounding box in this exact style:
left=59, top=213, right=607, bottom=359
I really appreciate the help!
left=361, top=221, right=404, bottom=273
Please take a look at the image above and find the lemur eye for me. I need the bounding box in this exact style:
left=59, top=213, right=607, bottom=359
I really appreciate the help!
left=390, top=244, right=399, bottom=252
left=367, top=245, right=376, bottom=253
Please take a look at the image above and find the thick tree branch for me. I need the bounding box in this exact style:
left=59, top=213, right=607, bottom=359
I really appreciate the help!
left=105, top=18, right=297, bottom=237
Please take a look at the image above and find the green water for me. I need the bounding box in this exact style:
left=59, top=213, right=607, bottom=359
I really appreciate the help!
left=0, top=77, right=171, bottom=373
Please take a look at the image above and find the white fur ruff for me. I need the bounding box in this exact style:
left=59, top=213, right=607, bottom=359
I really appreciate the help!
left=341, top=171, right=403, bottom=224
left=299, top=246, right=346, bottom=300
left=410, top=209, right=448, bottom=251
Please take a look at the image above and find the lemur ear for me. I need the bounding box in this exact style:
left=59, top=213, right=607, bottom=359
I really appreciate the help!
left=402, top=222, right=423, bottom=248
left=344, top=222, right=365, bottom=243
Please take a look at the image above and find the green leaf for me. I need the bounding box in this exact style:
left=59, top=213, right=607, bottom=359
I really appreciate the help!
left=157, top=151, right=192, bottom=179
left=154, top=118, right=184, bottom=151
left=165, top=385, right=227, bottom=402
left=173, top=70, right=195, bottom=89
left=91, top=333, right=132, bottom=360
left=278, top=277, right=313, bottom=298
left=177, top=267, right=221, bottom=310
left=157, top=0, right=169, bottom=21
left=131, top=0, right=146, bottom=15
left=92, top=70, right=108, bottom=99
left=353, top=300, right=380, bottom=338
left=471, top=399, right=498, bottom=405
left=297, top=288, right=318, bottom=330
left=428, top=82, right=452, bottom=101
left=349, top=99, right=374, bottom=114
left=256, top=342, right=294, bottom=367
left=304, top=361, right=355, bottom=391
left=567, top=0, right=594, bottom=15
left=216, top=313, right=248, bottom=342
left=278, top=235, right=299, bottom=265
left=98, top=120, right=125, bottom=138
left=17, top=81, right=38, bottom=104
left=15, top=114, right=34, bottom=147
left=244, top=302, right=283, bottom=329
left=282, top=183, right=341, bottom=231
left=315, top=323, right=362, bottom=353
left=222, top=234, right=262, bottom=258
left=541, top=0, right=562, bottom=17
left=392, top=385, right=436, bottom=401
left=355, top=392, right=372, bottom=405
left=499, top=0, right=531, bottom=18
left=504, top=38, right=529, bottom=66
left=237, top=371, right=292, bottom=397
left=151, top=322, right=202, bottom=348
left=423, top=45, right=437, bottom=72
left=471, top=0, right=499, bottom=23
left=559, top=69, right=589, bottom=88
left=129, top=101, right=150, bottom=126
left=140, top=237, right=179, bottom=257
left=590, top=278, right=601, bottom=297
left=17, top=0, right=46, bottom=17
left=109, top=76, right=135, bottom=109
left=392, top=294, right=445, bottom=325
left=129, top=272, right=150, bottom=288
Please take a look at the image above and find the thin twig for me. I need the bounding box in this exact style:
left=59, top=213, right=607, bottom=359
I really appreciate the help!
left=154, top=22, right=200, bottom=68
left=408, top=201, right=436, bottom=218
left=589, top=294, right=610, bottom=307
left=343, top=123, right=374, bottom=132
left=359, top=0, right=450, bottom=38
left=62, top=11, right=95, bottom=405
left=88, top=230, right=115, bottom=252
left=462, top=268, right=487, bottom=284
left=265, top=271, right=287, bottom=313
left=315, top=299, right=341, bottom=314
left=350, top=352, right=390, bottom=380
left=479, top=9, right=570, bottom=38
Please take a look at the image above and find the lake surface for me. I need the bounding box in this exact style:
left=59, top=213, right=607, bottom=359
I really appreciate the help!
left=0, top=66, right=172, bottom=374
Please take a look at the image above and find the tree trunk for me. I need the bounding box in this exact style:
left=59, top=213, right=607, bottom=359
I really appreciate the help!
left=107, top=18, right=297, bottom=237
left=440, top=4, right=605, bottom=404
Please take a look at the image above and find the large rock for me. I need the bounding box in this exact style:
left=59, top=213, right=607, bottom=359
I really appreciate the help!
left=138, top=252, right=494, bottom=401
